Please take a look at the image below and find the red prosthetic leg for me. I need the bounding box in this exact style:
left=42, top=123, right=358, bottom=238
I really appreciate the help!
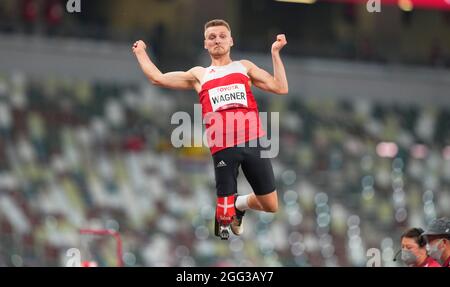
left=214, top=195, right=236, bottom=240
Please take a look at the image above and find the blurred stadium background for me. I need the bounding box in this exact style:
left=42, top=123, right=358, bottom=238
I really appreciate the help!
left=0, top=0, right=449, bottom=267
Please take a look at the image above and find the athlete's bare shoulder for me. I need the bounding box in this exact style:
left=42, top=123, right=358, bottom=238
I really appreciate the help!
left=188, top=66, right=206, bottom=92
left=238, top=60, right=256, bottom=71
left=189, top=66, right=206, bottom=72
left=189, top=66, right=206, bottom=81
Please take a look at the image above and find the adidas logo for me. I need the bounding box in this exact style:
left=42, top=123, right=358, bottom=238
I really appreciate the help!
left=216, top=160, right=227, bottom=168
left=209, top=68, right=216, bottom=73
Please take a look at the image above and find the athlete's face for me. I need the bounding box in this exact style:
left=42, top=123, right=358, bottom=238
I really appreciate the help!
left=204, top=26, right=233, bottom=57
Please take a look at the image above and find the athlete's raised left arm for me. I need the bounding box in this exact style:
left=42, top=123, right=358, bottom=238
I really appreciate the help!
left=241, top=34, right=288, bottom=95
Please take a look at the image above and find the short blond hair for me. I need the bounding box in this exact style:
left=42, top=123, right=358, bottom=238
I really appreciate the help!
left=204, top=19, right=231, bottom=33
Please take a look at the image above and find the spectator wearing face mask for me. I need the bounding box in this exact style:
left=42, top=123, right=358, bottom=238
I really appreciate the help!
left=422, top=218, right=450, bottom=268
left=399, top=227, right=441, bottom=267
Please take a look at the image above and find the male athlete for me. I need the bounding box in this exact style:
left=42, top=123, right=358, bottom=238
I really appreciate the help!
left=132, top=19, right=288, bottom=239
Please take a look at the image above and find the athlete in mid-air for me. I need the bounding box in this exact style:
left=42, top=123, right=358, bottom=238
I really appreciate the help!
left=132, top=19, right=288, bottom=239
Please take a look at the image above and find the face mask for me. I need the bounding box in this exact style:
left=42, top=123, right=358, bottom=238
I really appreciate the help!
left=427, top=239, right=444, bottom=265
left=401, top=249, right=418, bottom=266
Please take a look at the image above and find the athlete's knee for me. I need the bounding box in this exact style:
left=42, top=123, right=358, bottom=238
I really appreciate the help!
left=264, top=201, right=278, bottom=213
left=261, top=192, right=278, bottom=213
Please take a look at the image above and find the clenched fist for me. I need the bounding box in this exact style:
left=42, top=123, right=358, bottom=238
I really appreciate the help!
left=132, top=40, right=147, bottom=53
left=271, top=34, right=287, bottom=54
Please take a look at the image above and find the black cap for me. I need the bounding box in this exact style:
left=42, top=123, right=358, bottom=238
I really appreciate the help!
left=422, top=218, right=450, bottom=237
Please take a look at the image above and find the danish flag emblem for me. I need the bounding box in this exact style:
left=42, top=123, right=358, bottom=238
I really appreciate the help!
left=216, top=195, right=236, bottom=224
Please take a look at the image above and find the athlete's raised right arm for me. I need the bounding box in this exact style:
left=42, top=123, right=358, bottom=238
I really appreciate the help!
left=132, top=40, right=199, bottom=90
